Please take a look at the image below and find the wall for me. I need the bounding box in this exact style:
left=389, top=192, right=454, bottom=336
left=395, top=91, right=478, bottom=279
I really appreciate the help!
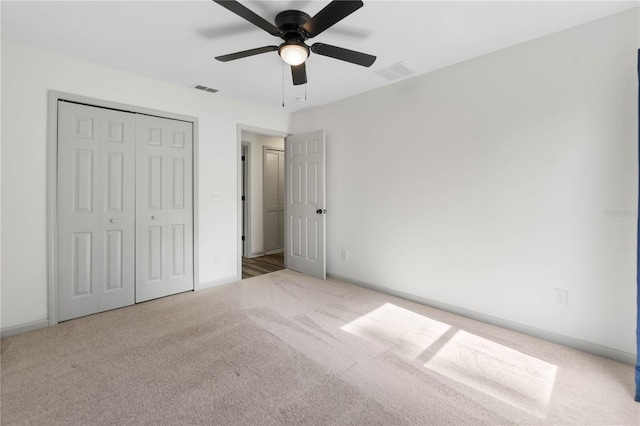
left=241, top=131, right=285, bottom=257
left=2, top=9, right=639, bottom=361
left=1, top=41, right=290, bottom=329
left=290, top=9, right=639, bottom=358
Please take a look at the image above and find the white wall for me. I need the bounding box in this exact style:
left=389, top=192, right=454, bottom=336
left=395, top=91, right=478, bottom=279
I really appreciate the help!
left=0, top=41, right=290, bottom=329
left=290, top=9, right=639, bottom=357
left=241, top=131, right=285, bottom=257
left=2, top=9, right=639, bottom=361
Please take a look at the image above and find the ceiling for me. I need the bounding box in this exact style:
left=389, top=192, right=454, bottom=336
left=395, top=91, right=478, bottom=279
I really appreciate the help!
left=2, top=1, right=637, bottom=112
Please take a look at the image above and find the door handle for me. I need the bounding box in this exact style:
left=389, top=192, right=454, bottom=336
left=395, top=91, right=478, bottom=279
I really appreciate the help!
left=316, top=209, right=326, bottom=214
left=109, top=218, right=117, bottom=224
left=151, top=215, right=157, bottom=220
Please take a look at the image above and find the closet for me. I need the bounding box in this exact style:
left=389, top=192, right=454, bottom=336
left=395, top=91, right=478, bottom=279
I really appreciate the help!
left=57, top=101, right=193, bottom=321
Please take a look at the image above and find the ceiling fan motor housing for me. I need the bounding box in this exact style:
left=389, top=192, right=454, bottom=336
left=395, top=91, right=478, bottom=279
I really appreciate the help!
left=275, top=10, right=311, bottom=42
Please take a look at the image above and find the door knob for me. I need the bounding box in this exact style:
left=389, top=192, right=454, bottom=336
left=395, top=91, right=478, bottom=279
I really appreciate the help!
left=151, top=215, right=157, bottom=220
left=316, top=209, right=326, bottom=214
left=109, top=218, right=117, bottom=224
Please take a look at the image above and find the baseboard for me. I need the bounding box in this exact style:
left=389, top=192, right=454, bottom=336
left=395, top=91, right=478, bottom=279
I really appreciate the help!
left=264, top=249, right=284, bottom=256
left=3, top=278, right=242, bottom=338
left=246, top=250, right=283, bottom=258
left=1, top=319, right=49, bottom=338
left=5, top=275, right=634, bottom=366
left=328, top=273, right=636, bottom=366
left=3, top=277, right=241, bottom=338
left=196, top=275, right=240, bottom=291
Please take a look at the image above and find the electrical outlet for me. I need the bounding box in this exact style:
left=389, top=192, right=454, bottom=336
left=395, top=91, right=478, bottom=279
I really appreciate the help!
left=554, top=288, right=568, bottom=307
left=341, top=249, right=349, bottom=261
left=214, top=253, right=221, bottom=263
left=211, top=192, right=221, bottom=201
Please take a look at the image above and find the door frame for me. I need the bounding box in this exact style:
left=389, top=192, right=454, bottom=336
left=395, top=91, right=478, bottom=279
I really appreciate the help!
left=236, top=124, right=288, bottom=279
left=241, top=142, right=251, bottom=258
left=46, top=91, right=200, bottom=325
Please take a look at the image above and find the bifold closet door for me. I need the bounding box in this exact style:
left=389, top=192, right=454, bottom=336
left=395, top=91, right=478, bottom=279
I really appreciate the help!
left=135, top=115, right=194, bottom=303
left=57, top=102, right=136, bottom=321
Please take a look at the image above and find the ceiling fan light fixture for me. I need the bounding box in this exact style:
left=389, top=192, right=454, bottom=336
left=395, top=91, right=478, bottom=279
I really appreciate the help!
left=279, top=42, right=309, bottom=66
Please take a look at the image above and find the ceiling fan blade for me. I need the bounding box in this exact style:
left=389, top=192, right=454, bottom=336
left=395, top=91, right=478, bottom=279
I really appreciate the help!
left=310, top=43, right=376, bottom=67
left=215, top=46, right=278, bottom=62
left=291, top=63, right=307, bottom=86
left=302, top=0, right=363, bottom=38
left=213, top=0, right=281, bottom=37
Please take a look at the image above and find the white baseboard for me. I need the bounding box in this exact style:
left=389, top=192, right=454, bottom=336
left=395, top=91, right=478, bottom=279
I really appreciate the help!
left=196, top=275, right=240, bottom=291
left=245, top=249, right=283, bottom=258
left=1, top=319, right=49, bottom=338
left=264, top=249, right=284, bottom=255
left=5, top=274, right=635, bottom=366
left=2, top=276, right=241, bottom=338
left=328, top=273, right=636, bottom=366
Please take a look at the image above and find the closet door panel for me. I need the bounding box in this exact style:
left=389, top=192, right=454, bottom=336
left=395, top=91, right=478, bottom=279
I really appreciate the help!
left=58, top=102, right=135, bottom=321
left=99, top=108, right=136, bottom=312
left=136, top=119, right=166, bottom=302
left=165, top=122, right=193, bottom=296
left=136, top=115, right=193, bottom=302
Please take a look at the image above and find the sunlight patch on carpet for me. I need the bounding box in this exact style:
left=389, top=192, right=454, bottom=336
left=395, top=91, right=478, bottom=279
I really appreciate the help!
left=340, top=302, right=558, bottom=419
left=340, top=303, right=452, bottom=359
left=424, top=330, right=558, bottom=418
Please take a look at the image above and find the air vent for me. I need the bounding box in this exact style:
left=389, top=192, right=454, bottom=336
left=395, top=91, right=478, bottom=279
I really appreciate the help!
left=373, top=62, right=414, bottom=82
left=192, top=84, right=218, bottom=94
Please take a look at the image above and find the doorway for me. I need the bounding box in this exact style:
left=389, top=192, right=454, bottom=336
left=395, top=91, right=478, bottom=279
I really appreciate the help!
left=238, top=126, right=287, bottom=279
left=237, top=126, right=327, bottom=281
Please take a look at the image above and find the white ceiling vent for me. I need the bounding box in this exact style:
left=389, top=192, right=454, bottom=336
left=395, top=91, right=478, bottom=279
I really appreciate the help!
left=373, top=62, right=414, bottom=82
left=192, top=84, right=218, bottom=94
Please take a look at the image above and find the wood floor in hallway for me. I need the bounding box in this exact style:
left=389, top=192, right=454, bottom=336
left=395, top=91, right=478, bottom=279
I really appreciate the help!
left=242, top=252, right=284, bottom=279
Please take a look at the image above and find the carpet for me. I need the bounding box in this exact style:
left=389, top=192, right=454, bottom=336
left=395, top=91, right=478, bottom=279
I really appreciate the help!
left=1, top=270, right=638, bottom=425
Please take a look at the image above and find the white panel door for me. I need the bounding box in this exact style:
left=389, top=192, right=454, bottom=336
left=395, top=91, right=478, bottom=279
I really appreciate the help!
left=136, top=114, right=194, bottom=302
left=285, top=130, right=326, bottom=279
left=58, top=102, right=135, bottom=321
left=263, top=147, right=284, bottom=253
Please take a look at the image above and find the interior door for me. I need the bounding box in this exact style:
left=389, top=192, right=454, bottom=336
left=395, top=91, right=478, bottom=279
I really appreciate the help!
left=57, top=101, right=136, bottom=321
left=285, top=130, right=326, bottom=279
left=135, top=114, right=194, bottom=302
left=263, top=147, right=285, bottom=254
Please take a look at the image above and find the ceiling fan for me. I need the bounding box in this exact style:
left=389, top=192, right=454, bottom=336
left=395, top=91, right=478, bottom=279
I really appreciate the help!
left=213, top=0, right=376, bottom=85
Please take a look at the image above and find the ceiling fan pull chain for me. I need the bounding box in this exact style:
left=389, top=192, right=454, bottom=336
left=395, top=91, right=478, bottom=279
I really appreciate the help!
left=282, top=62, right=285, bottom=108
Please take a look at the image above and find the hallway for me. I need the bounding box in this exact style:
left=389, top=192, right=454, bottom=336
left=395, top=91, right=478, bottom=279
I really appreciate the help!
left=242, top=252, right=284, bottom=279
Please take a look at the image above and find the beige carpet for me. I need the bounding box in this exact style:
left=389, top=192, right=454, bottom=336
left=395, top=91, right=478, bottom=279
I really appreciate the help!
left=1, top=270, right=638, bottom=425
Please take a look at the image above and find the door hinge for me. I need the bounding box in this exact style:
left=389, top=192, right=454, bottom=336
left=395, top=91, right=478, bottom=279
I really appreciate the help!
left=242, top=155, right=246, bottom=161
left=241, top=236, right=245, bottom=241
left=241, top=195, right=245, bottom=201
